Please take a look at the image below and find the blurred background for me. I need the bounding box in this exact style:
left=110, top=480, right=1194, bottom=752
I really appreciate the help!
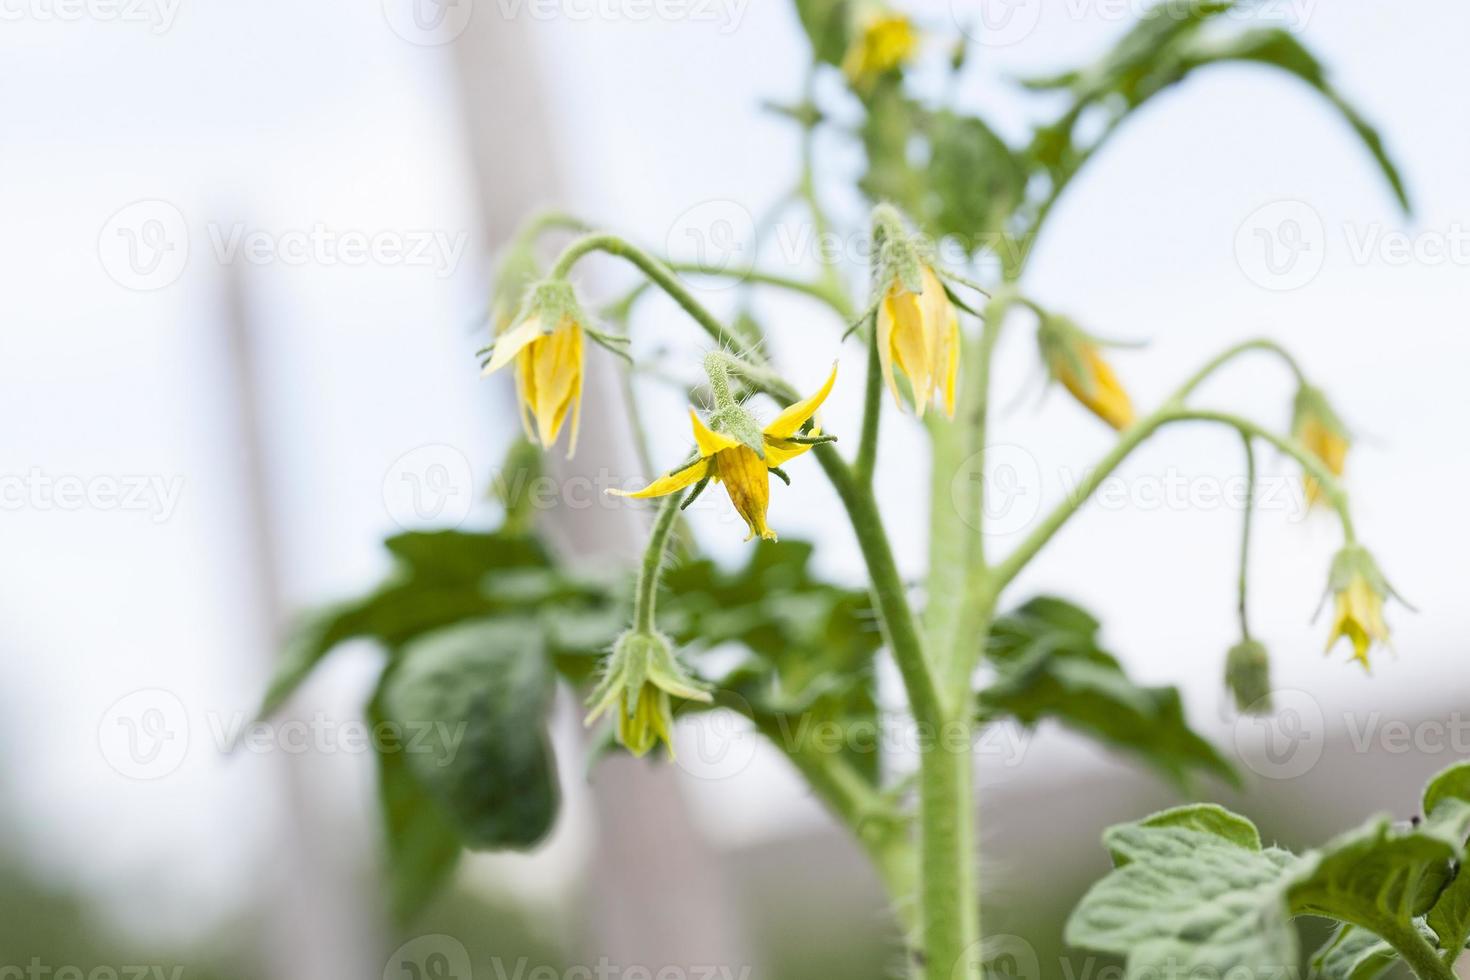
left=2, top=1, right=1467, bottom=978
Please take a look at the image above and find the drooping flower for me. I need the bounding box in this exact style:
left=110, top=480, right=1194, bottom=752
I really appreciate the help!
left=482, top=280, right=585, bottom=457
left=609, top=363, right=838, bottom=542
left=1292, top=385, right=1350, bottom=506
left=877, top=264, right=961, bottom=419
left=1323, top=545, right=1399, bottom=671
left=1037, top=314, right=1135, bottom=430
left=843, top=9, right=919, bottom=89
left=586, top=630, right=711, bottom=758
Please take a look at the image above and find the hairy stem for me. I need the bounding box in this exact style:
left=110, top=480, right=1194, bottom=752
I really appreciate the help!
left=1238, top=435, right=1256, bottom=639
left=632, top=494, right=682, bottom=633
left=916, top=715, right=979, bottom=980
left=855, top=310, right=883, bottom=486
left=1378, top=921, right=1458, bottom=980
left=550, top=234, right=766, bottom=364
left=1174, top=337, right=1310, bottom=401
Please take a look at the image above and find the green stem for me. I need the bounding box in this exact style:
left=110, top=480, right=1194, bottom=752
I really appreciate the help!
left=664, top=261, right=853, bottom=318
left=814, top=445, right=943, bottom=725
left=754, top=713, right=918, bottom=938
left=1237, top=435, right=1256, bottom=640
left=1378, top=921, right=1458, bottom=980
left=518, top=209, right=594, bottom=245
left=1174, top=337, right=1310, bottom=402
left=550, top=234, right=764, bottom=363
left=990, top=404, right=1355, bottom=593
left=855, top=310, right=883, bottom=486
left=632, top=494, right=682, bottom=633
left=916, top=713, right=978, bottom=980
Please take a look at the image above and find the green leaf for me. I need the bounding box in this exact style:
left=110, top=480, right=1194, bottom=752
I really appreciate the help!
left=1311, top=924, right=1400, bottom=980
left=256, top=530, right=608, bottom=721
left=857, top=81, right=925, bottom=216
left=380, top=620, right=559, bottom=850
left=1065, top=813, right=1301, bottom=980
left=1173, top=28, right=1409, bottom=212
left=1425, top=763, right=1470, bottom=956
left=1286, top=817, right=1464, bottom=927
left=369, top=677, right=461, bottom=924
left=926, top=112, right=1027, bottom=247
left=980, top=596, right=1237, bottom=789
left=792, top=0, right=849, bottom=66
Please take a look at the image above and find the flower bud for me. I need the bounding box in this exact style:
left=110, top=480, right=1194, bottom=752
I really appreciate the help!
left=1323, top=545, right=1398, bottom=671
left=1224, top=639, right=1273, bottom=714
left=482, top=279, right=588, bottom=456
left=585, top=630, right=711, bottom=757
left=1037, top=313, right=1135, bottom=430
left=1291, top=385, right=1350, bottom=507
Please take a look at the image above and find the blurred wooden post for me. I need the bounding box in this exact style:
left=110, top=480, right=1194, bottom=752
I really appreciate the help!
left=449, top=9, right=746, bottom=972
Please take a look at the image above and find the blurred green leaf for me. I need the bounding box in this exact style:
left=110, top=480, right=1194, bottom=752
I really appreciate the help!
left=857, top=81, right=925, bottom=217
left=980, top=596, right=1237, bottom=789
left=792, top=0, right=849, bottom=66
left=370, top=675, right=462, bottom=924
left=1311, top=924, right=1400, bottom=980
left=926, top=111, right=1027, bottom=248
left=381, top=619, right=559, bottom=850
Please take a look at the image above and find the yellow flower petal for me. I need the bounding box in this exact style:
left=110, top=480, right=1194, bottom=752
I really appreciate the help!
left=714, top=446, right=775, bottom=541
left=762, top=437, right=814, bottom=468
left=764, top=362, right=839, bottom=439
left=1059, top=345, right=1134, bottom=430
left=690, top=409, right=739, bottom=457
left=483, top=315, right=544, bottom=376
left=608, top=457, right=713, bottom=499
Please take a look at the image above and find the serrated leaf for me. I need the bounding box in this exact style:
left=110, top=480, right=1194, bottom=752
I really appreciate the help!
left=1066, top=815, right=1301, bottom=980
left=369, top=677, right=461, bottom=924
left=981, top=596, right=1237, bottom=789
left=380, top=620, right=559, bottom=850
left=1286, top=817, right=1463, bottom=926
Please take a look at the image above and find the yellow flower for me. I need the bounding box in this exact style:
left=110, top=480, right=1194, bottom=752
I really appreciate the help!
left=843, top=11, right=919, bottom=88
left=483, top=312, right=584, bottom=457
left=1038, top=315, right=1135, bottom=430
left=877, top=265, right=960, bottom=419
left=1323, top=545, right=1395, bottom=671
left=586, top=630, right=711, bottom=758
left=1292, top=385, right=1350, bottom=506
left=610, top=364, right=838, bottom=541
